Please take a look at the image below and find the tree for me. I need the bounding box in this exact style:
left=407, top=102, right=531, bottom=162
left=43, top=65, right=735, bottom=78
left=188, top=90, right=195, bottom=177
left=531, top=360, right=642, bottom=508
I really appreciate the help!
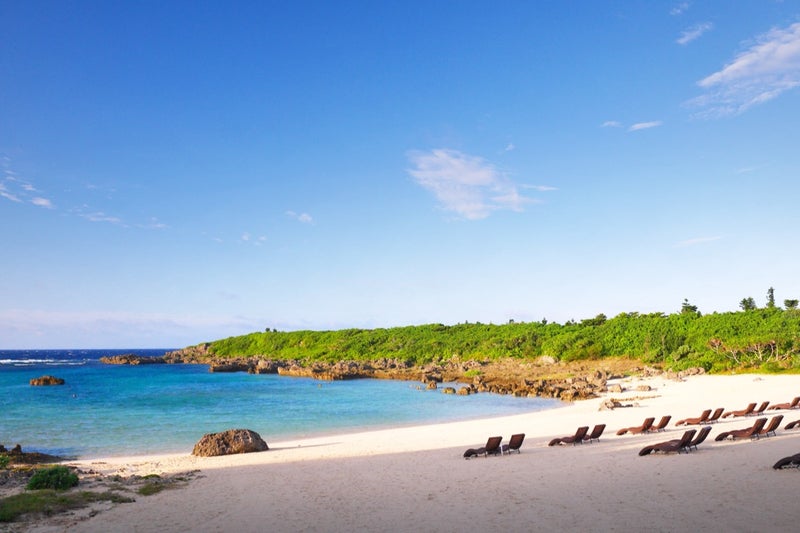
left=681, top=298, right=700, bottom=315
left=766, top=287, right=776, bottom=308
left=785, top=299, right=799, bottom=310
left=739, top=297, right=757, bottom=311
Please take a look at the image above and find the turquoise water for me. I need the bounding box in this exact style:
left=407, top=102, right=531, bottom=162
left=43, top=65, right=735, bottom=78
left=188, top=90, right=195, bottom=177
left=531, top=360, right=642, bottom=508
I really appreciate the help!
left=0, top=349, right=560, bottom=459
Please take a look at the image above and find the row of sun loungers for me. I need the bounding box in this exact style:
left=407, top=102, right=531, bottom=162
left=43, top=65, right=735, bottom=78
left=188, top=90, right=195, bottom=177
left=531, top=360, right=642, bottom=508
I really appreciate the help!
left=675, top=407, right=725, bottom=426
left=714, top=415, right=785, bottom=441
left=616, top=415, right=672, bottom=435
left=638, top=426, right=713, bottom=455
left=548, top=424, right=606, bottom=446
left=463, top=434, right=526, bottom=458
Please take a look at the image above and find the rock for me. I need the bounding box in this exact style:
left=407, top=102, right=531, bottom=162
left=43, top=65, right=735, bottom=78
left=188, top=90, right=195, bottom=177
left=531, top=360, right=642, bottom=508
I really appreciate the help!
left=426, top=381, right=437, bottom=390
left=100, top=354, right=165, bottom=365
left=636, top=384, right=651, bottom=392
left=607, top=384, right=624, bottom=393
left=441, top=387, right=457, bottom=395
left=30, top=375, right=65, bottom=386
left=192, top=429, right=269, bottom=457
left=456, top=386, right=472, bottom=396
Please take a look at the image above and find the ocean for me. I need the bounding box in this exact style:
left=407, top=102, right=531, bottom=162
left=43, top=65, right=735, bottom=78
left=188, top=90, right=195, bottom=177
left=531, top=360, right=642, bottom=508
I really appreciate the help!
left=0, top=349, right=560, bottom=459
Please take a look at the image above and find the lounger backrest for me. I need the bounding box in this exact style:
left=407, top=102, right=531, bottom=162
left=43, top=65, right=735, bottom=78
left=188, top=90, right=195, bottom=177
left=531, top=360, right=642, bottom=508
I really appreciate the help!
left=641, top=417, right=656, bottom=430
left=655, top=415, right=671, bottom=429
left=764, top=415, right=783, bottom=432
left=748, top=418, right=768, bottom=435
left=508, top=433, right=525, bottom=449
left=697, top=409, right=712, bottom=421
left=743, top=403, right=757, bottom=413
left=485, top=436, right=503, bottom=451
left=691, top=426, right=712, bottom=446
left=708, top=408, right=724, bottom=421
left=588, top=424, right=606, bottom=439
left=574, top=426, right=590, bottom=440
left=755, top=401, right=770, bottom=413
left=673, top=429, right=696, bottom=450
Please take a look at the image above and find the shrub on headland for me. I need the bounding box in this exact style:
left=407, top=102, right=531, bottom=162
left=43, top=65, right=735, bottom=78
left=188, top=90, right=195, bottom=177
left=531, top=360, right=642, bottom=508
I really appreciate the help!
left=199, top=307, right=800, bottom=373
left=26, top=466, right=78, bottom=491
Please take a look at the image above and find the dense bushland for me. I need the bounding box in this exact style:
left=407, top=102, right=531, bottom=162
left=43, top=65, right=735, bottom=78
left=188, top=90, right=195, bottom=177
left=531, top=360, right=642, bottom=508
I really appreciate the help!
left=207, top=308, right=800, bottom=373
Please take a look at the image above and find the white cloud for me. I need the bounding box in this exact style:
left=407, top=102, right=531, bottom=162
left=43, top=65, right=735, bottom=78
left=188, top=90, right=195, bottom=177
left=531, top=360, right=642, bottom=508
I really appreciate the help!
left=677, top=22, right=713, bottom=45
left=80, top=211, right=124, bottom=225
left=523, top=184, right=558, bottom=192
left=0, top=183, right=21, bottom=202
left=407, top=148, right=532, bottom=220
left=31, top=197, right=54, bottom=209
left=628, top=121, right=663, bottom=131
left=675, top=236, right=722, bottom=247
left=690, top=22, right=800, bottom=117
left=286, top=211, right=314, bottom=224
left=504, top=143, right=515, bottom=152
left=670, top=2, right=689, bottom=16
left=601, top=120, right=622, bottom=128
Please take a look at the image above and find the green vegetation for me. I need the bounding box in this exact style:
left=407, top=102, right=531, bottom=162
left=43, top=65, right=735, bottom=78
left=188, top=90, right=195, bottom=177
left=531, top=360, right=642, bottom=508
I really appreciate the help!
left=0, top=455, right=9, bottom=469
left=26, top=466, right=79, bottom=491
left=206, top=307, right=800, bottom=373
left=0, top=490, right=132, bottom=523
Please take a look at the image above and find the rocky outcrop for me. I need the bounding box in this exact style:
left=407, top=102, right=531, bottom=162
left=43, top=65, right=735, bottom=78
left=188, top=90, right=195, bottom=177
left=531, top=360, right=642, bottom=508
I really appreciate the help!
left=29, top=375, right=65, bottom=386
left=100, top=354, right=165, bottom=365
left=191, top=429, right=269, bottom=457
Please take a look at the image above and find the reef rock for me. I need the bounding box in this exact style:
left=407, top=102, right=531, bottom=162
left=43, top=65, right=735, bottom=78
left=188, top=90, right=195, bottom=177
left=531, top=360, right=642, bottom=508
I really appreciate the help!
left=29, top=375, right=65, bottom=386
left=99, top=354, right=165, bottom=365
left=191, top=429, right=269, bottom=457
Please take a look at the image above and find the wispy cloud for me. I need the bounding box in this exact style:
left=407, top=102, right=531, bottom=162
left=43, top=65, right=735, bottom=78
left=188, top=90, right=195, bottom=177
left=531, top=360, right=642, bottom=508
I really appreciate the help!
left=628, top=121, right=663, bottom=131
left=689, top=22, right=800, bottom=117
left=601, top=120, right=622, bottom=128
left=31, top=197, right=54, bottom=209
left=670, top=2, right=689, bottom=16
left=523, top=184, right=558, bottom=192
left=80, top=211, right=124, bottom=225
left=286, top=211, right=314, bottom=224
left=677, top=22, right=713, bottom=45
left=675, top=236, right=722, bottom=247
left=504, top=143, right=515, bottom=152
left=407, top=148, right=533, bottom=220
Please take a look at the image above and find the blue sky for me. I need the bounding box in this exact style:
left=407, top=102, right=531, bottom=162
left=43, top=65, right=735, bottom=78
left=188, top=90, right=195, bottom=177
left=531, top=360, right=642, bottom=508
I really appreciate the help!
left=2, top=1, right=800, bottom=348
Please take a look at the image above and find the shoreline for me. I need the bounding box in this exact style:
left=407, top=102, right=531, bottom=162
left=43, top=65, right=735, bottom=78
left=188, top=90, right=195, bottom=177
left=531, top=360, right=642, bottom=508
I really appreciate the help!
left=27, top=373, right=800, bottom=532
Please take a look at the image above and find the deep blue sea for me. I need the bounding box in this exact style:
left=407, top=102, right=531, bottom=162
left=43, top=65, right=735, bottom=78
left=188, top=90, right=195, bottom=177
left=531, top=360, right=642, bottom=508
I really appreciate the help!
left=0, top=349, right=559, bottom=459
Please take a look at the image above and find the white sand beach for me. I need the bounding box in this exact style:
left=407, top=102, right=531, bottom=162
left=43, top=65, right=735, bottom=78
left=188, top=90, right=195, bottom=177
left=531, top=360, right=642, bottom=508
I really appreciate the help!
left=28, top=374, right=800, bottom=532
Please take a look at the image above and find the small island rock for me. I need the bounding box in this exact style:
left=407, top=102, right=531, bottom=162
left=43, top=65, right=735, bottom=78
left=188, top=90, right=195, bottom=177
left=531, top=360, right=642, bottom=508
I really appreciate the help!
left=30, top=375, right=65, bottom=386
left=192, top=429, right=269, bottom=457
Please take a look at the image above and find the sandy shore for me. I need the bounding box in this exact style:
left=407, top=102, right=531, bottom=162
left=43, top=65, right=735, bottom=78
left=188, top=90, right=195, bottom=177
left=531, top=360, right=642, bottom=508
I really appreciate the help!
left=24, top=373, right=800, bottom=532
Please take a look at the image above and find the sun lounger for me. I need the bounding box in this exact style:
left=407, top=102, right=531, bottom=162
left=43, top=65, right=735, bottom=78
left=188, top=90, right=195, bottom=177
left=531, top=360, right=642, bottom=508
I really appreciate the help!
left=768, top=397, right=800, bottom=410
left=676, top=409, right=711, bottom=426
left=751, top=401, right=770, bottom=416
left=721, top=402, right=757, bottom=418
left=648, top=415, right=672, bottom=432
left=548, top=426, right=589, bottom=446
left=616, top=417, right=656, bottom=436
left=714, top=417, right=768, bottom=441
left=583, top=424, right=606, bottom=443
left=773, top=452, right=800, bottom=469
left=687, top=426, right=712, bottom=451
left=757, top=415, right=783, bottom=438
left=707, top=407, right=725, bottom=423
left=785, top=419, right=800, bottom=430
left=502, top=433, right=525, bottom=454
left=638, top=429, right=696, bottom=456
left=463, top=436, right=503, bottom=459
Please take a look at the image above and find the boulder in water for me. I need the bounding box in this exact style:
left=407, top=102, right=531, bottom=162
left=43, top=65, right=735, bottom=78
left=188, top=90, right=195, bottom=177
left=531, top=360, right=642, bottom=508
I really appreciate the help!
left=30, top=375, right=65, bottom=386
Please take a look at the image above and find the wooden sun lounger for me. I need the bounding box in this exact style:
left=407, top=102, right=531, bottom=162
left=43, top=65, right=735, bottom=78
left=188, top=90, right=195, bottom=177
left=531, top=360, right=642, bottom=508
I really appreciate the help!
left=616, top=417, right=655, bottom=436
left=502, top=433, right=525, bottom=454
left=548, top=426, right=589, bottom=446
left=687, top=426, right=712, bottom=451
left=714, top=417, right=768, bottom=441
left=768, top=397, right=800, bottom=410
left=583, top=424, right=606, bottom=443
left=785, top=419, right=800, bottom=430
left=757, top=415, right=783, bottom=438
left=773, top=452, right=800, bottom=469
left=463, top=436, right=503, bottom=459
left=721, top=402, right=757, bottom=419
left=676, top=409, right=711, bottom=426
left=638, top=429, right=696, bottom=456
